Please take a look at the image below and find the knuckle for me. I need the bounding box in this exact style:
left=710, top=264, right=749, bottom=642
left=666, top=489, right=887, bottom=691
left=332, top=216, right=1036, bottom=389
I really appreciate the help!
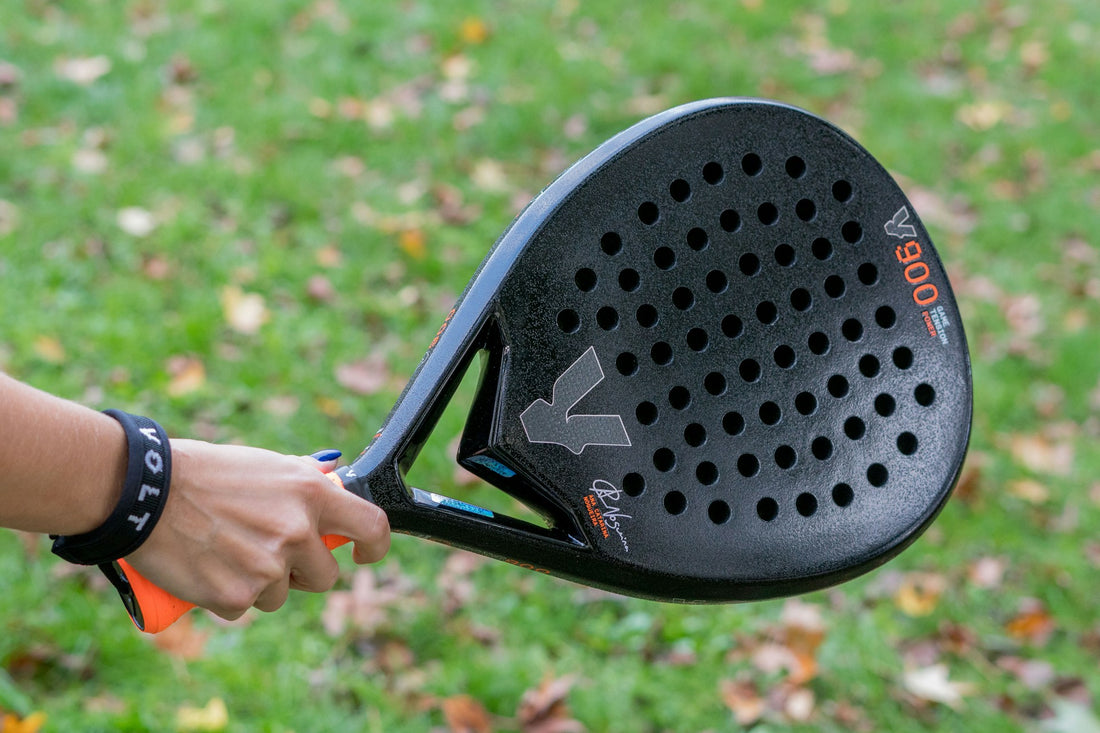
left=215, top=587, right=258, bottom=618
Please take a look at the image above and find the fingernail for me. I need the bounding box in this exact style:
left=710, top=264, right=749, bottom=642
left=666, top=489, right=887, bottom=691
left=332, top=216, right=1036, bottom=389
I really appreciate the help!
left=310, top=449, right=342, bottom=462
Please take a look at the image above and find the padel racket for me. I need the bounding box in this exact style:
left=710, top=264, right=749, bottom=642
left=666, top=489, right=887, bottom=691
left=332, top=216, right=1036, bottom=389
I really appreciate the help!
left=109, top=98, right=972, bottom=632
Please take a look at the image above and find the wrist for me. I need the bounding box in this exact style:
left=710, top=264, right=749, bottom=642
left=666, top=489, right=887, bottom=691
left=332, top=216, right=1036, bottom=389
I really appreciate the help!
left=51, top=410, right=173, bottom=566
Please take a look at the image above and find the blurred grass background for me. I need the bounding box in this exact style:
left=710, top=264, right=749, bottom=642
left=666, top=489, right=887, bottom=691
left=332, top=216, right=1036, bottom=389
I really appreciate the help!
left=1, top=0, right=1098, bottom=731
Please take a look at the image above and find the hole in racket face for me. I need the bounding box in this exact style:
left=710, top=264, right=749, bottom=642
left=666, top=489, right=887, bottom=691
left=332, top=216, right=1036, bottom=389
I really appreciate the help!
left=382, top=99, right=973, bottom=603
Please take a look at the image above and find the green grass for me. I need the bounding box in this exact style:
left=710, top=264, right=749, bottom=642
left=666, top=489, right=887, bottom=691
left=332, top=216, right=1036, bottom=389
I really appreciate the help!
left=2, top=0, right=1099, bottom=730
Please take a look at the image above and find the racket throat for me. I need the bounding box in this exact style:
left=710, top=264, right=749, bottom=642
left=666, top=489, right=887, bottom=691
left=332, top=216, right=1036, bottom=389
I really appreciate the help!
left=454, top=324, right=588, bottom=544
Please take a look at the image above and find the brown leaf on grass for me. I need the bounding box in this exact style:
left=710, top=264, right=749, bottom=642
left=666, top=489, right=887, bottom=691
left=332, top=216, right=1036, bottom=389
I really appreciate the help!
left=166, top=355, right=206, bottom=397
left=0, top=61, right=20, bottom=88
left=719, top=677, right=765, bottom=726
left=0, top=97, right=16, bottom=126
left=151, top=614, right=209, bottom=660
left=335, top=354, right=390, bottom=396
left=1005, top=600, right=1056, bottom=646
left=0, top=711, right=47, bottom=733
left=779, top=599, right=826, bottom=685
left=306, top=274, right=335, bottom=302
left=32, top=335, right=65, bottom=364
left=321, top=566, right=413, bottom=637
left=516, top=676, right=585, bottom=733
left=399, top=228, right=427, bottom=260
left=434, top=184, right=481, bottom=225
left=459, top=17, right=491, bottom=45
left=968, top=556, right=1008, bottom=589
left=6, top=642, right=93, bottom=683
left=166, top=54, right=198, bottom=85
left=997, top=656, right=1055, bottom=690
left=1008, top=478, right=1050, bottom=504
left=442, top=695, right=493, bottom=733
left=1009, top=432, right=1074, bottom=476
left=952, top=459, right=984, bottom=504
left=0, top=199, right=17, bottom=236
left=437, top=550, right=488, bottom=614
left=894, top=572, right=947, bottom=617
left=142, top=254, right=173, bottom=280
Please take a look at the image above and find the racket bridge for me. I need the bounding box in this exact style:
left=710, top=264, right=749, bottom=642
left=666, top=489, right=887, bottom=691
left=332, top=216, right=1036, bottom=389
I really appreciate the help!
left=402, top=320, right=587, bottom=547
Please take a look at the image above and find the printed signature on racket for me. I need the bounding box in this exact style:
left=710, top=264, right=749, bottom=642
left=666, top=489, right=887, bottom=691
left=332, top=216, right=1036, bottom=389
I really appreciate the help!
left=584, top=479, right=632, bottom=553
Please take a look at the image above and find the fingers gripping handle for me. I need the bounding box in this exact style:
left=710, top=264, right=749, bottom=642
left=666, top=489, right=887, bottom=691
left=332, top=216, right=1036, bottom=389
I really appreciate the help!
left=112, top=472, right=351, bottom=633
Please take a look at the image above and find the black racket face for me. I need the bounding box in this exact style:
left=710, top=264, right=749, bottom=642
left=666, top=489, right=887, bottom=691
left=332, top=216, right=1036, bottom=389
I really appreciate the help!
left=343, top=98, right=972, bottom=602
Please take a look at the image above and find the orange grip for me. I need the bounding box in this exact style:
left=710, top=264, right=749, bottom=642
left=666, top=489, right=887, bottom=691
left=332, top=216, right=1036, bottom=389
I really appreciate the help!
left=118, top=471, right=350, bottom=633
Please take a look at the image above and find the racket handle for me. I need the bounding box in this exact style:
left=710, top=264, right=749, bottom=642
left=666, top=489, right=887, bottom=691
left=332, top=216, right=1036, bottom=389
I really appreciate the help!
left=112, top=472, right=351, bottom=633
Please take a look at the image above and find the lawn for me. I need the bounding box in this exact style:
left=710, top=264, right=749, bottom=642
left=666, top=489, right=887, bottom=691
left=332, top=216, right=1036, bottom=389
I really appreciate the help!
left=1, top=1, right=1098, bottom=731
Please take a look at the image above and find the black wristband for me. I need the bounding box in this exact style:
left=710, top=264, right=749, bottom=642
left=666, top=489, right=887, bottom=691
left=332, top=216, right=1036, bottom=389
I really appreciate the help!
left=51, top=410, right=172, bottom=566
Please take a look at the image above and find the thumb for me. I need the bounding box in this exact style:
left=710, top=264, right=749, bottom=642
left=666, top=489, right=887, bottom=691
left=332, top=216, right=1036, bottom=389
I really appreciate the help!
left=302, top=448, right=343, bottom=472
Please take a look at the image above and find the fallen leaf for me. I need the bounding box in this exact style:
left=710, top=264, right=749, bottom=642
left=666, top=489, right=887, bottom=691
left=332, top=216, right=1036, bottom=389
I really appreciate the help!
left=719, top=677, right=765, bottom=726
left=968, top=556, right=1008, bottom=589
left=459, top=17, right=490, bottom=45
left=143, top=254, right=173, bottom=280
left=334, top=354, right=390, bottom=396
left=32, top=335, right=65, bottom=364
left=321, top=566, right=413, bottom=637
left=72, top=148, right=108, bottom=174
left=777, top=599, right=826, bottom=685
left=903, top=664, right=975, bottom=709
left=0, top=61, right=20, bottom=88
left=0, top=199, right=17, bottom=236
left=516, top=676, right=585, bottom=733
left=306, top=274, right=335, bottom=302
left=315, top=245, right=343, bottom=268
left=1008, top=478, right=1050, bottom=504
left=55, top=55, right=111, bottom=85
left=0, top=97, right=16, bottom=126
left=175, top=698, right=228, bottom=732
left=471, top=159, right=508, bottom=192
left=221, top=286, right=269, bottom=335
left=437, top=550, right=488, bottom=614
left=441, top=695, right=492, bottom=733
left=1009, top=433, right=1073, bottom=476
left=166, top=355, right=206, bottom=397
left=399, top=228, right=426, bottom=260
left=1041, top=699, right=1100, bottom=733
left=151, top=614, right=209, bottom=660
left=957, top=100, right=1010, bottom=131
left=0, top=712, right=47, bottom=733
left=1005, top=600, right=1056, bottom=645
left=783, top=687, right=815, bottom=722
left=895, top=572, right=947, bottom=617
left=117, top=206, right=157, bottom=237
left=997, top=656, right=1055, bottom=690
left=166, top=54, right=198, bottom=85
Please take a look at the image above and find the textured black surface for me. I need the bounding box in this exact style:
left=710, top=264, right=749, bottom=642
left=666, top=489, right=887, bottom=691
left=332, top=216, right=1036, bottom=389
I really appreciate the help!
left=342, top=99, right=972, bottom=602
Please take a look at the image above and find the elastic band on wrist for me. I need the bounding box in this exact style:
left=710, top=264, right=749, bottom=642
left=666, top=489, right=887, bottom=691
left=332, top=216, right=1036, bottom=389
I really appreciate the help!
left=51, top=410, right=172, bottom=566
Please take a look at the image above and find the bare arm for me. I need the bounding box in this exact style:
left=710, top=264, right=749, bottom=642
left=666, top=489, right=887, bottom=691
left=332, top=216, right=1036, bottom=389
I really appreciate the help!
left=0, top=372, right=128, bottom=534
left=1, top=372, right=390, bottom=619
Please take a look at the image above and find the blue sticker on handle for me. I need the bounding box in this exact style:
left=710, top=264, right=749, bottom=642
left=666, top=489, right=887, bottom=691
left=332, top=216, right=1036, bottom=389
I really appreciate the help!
left=465, top=454, right=517, bottom=478
left=412, top=488, right=494, bottom=518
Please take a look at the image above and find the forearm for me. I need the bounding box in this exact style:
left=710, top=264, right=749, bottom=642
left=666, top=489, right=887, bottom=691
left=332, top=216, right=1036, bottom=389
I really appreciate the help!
left=0, top=372, right=127, bottom=535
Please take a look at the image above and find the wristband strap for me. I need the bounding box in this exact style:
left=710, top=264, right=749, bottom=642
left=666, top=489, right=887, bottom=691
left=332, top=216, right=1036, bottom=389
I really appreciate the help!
left=51, top=410, right=172, bottom=565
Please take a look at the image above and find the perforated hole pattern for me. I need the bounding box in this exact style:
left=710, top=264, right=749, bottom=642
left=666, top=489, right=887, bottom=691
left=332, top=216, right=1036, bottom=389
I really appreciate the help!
left=554, top=146, right=943, bottom=530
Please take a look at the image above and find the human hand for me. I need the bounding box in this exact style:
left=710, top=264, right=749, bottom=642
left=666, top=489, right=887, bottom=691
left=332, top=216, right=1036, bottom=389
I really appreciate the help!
left=122, top=440, right=389, bottom=620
